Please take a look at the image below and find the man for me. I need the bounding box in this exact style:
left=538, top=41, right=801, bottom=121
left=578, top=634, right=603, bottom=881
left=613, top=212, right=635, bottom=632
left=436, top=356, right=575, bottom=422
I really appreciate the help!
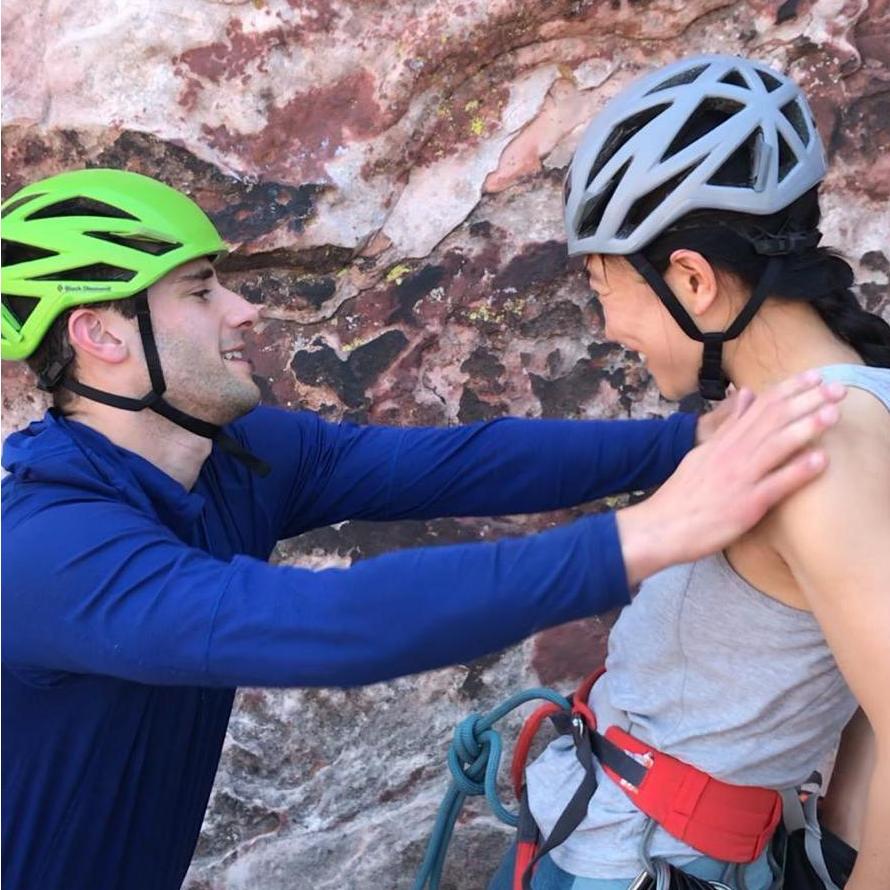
left=0, top=169, right=844, bottom=890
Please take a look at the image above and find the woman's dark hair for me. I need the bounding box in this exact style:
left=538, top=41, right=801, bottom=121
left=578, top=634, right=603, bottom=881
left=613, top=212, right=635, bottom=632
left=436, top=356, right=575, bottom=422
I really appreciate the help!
left=617, top=99, right=890, bottom=369
left=640, top=191, right=890, bottom=369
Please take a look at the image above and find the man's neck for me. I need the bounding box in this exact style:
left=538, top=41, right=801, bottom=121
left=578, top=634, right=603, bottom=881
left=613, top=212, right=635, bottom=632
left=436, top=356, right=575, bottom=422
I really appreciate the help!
left=65, top=400, right=212, bottom=491
left=722, top=300, right=863, bottom=393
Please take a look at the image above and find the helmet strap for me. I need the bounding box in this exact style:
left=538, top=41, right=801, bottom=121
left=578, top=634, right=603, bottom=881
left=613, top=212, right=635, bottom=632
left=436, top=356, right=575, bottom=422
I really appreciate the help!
left=58, top=292, right=270, bottom=476
left=628, top=253, right=784, bottom=401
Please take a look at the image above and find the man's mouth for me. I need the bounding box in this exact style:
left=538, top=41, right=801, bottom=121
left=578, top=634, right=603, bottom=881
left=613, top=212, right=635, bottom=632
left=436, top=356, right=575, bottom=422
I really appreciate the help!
left=221, top=348, right=252, bottom=367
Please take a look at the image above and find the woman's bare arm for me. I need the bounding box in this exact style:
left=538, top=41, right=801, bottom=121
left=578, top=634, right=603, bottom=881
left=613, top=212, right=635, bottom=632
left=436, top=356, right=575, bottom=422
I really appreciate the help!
left=822, top=708, right=876, bottom=849
left=771, top=388, right=890, bottom=890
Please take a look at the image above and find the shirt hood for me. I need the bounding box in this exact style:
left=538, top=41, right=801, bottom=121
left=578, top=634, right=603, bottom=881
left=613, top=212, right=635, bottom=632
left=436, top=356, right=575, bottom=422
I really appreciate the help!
left=2, top=411, right=205, bottom=528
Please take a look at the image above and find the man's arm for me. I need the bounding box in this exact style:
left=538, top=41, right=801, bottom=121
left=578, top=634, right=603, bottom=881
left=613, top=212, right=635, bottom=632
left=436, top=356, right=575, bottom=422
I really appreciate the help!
left=2, top=499, right=630, bottom=688
left=3, top=372, right=843, bottom=689
left=770, top=389, right=890, bottom=889
left=241, top=374, right=842, bottom=543
left=239, top=407, right=697, bottom=540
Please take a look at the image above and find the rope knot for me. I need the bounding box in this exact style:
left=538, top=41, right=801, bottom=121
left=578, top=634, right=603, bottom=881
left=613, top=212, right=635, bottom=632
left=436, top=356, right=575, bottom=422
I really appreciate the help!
left=447, top=714, right=493, bottom=796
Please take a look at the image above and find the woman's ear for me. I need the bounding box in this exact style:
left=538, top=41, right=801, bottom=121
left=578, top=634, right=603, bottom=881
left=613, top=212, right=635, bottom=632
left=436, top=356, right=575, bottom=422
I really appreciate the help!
left=67, top=308, right=131, bottom=365
left=665, top=249, right=719, bottom=317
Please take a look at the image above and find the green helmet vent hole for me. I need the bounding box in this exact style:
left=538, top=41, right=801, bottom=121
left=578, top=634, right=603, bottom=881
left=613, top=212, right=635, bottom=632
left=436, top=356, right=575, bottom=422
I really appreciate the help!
left=707, top=127, right=765, bottom=187
left=26, top=197, right=138, bottom=222
left=587, top=103, right=672, bottom=188
left=1, top=240, right=60, bottom=266
left=781, top=99, right=810, bottom=146
left=718, top=69, right=749, bottom=89
left=2, top=293, right=40, bottom=324
left=85, top=231, right=181, bottom=256
left=578, top=159, right=632, bottom=239
left=756, top=69, right=783, bottom=92
left=618, top=162, right=700, bottom=238
left=1, top=193, right=45, bottom=218
left=662, top=98, right=745, bottom=161
left=646, top=65, right=709, bottom=94
left=33, top=263, right=136, bottom=282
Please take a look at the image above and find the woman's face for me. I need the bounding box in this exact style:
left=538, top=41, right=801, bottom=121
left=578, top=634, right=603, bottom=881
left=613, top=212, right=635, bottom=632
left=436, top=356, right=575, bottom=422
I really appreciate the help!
left=584, top=254, right=703, bottom=400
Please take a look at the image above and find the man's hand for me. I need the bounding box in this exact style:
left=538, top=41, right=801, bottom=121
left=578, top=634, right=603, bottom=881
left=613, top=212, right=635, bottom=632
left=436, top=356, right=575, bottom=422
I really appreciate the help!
left=616, top=370, right=846, bottom=587
left=694, top=384, right=754, bottom=445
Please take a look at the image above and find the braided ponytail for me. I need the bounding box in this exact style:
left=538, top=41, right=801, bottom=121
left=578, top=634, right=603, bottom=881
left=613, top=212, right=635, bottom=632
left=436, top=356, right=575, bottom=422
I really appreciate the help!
left=804, top=254, right=890, bottom=369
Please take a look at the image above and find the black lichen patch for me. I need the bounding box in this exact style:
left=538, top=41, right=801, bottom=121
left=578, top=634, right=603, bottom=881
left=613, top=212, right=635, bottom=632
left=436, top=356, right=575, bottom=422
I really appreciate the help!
left=529, top=357, right=606, bottom=418
left=860, top=250, right=888, bottom=274
left=519, top=301, right=583, bottom=338
left=457, top=388, right=506, bottom=423
left=461, top=348, right=506, bottom=382
left=469, top=220, right=494, bottom=238
left=775, top=0, right=799, bottom=24
left=388, top=264, right=447, bottom=323
left=92, top=131, right=326, bottom=242
left=349, top=330, right=409, bottom=390
left=210, top=181, right=324, bottom=241
left=491, top=240, right=568, bottom=293
left=292, top=275, right=337, bottom=308
left=291, top=330, right=408, bottom=408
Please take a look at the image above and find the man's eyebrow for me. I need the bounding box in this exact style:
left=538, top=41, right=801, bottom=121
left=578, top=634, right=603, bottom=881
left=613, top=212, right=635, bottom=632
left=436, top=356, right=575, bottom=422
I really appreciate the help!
left=175, top=268, right=214, bottom=284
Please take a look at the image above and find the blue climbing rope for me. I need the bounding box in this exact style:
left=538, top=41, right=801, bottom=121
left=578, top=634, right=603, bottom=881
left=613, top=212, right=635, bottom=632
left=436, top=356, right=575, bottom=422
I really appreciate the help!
left=412, top=686, right=571, bottom=890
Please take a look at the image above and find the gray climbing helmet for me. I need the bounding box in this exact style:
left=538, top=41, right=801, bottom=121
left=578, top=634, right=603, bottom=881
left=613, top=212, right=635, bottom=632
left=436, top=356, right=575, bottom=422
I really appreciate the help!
left=564, top=54, right=827, bottom=257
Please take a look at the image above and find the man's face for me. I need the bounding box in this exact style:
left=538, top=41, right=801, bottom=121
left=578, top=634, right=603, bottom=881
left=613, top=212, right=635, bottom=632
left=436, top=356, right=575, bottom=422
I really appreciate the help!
left=145, top=258, right=262, bottom=425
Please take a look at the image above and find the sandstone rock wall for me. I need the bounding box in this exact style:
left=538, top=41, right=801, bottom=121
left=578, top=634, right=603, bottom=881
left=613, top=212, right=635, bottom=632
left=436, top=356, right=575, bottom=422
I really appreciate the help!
left=2, top=2, right=888, bottom=888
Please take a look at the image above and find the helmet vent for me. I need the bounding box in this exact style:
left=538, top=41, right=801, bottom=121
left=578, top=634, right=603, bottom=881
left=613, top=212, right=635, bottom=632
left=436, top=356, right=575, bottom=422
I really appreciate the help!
left=33, top=263, right=136, bottom=282
left=587, top=103, right=671, bottom=188
left=86, top=231, right=181, bottom=256
left=26, top=197, right=138, bottom=222
left=1, top=193, right=45, bottom=218
left=777, top=132, right=796, bottom=181
left=2, top=293, right=40, bottom=324
left=578, top=159, right=632, bottom=238
left=755, top=69, right=783, bottom=92
left=619, top=162, right=699, bottom=237
left=662, top=98, right=745, bottom=161
left=718, top=69, right=749, bottom=89
left=707, top=127, right=764, bottom=187
left=780, top=99, right=810, bottom=145
left=646, top=65, right=708, bottom=94
left=1, top=240, right=59, bottom=266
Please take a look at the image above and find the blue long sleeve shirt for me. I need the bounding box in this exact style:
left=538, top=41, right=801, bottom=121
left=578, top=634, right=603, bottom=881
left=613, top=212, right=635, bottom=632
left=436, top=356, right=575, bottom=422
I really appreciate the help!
left=1, top=405, right=695, bottom=890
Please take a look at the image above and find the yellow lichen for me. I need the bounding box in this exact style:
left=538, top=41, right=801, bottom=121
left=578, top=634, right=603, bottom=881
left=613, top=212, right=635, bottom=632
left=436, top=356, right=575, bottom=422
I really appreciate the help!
left=469, top=117, right=485, bottom=137
left=386, top=264, right=412, bottom=285
left=464, top=99, right=481, bottom=112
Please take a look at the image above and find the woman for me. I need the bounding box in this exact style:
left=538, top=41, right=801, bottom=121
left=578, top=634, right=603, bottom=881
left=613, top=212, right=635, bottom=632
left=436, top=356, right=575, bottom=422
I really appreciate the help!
left=492, top=54, right=890, bottom=890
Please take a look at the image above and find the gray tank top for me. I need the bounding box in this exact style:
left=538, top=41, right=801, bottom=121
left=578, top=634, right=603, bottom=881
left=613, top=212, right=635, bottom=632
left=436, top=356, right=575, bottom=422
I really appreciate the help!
left=526, top=364, right=890, bottom=879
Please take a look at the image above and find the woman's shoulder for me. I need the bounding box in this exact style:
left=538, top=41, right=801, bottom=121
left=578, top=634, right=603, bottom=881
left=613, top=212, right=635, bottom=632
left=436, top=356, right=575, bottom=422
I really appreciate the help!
left=767, top=366, right=890, bottom=567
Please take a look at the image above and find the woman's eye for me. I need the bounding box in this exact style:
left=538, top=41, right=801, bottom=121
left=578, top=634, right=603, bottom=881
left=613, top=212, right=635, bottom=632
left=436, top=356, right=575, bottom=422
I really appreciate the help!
left=191, top=289, right=211, bottom=300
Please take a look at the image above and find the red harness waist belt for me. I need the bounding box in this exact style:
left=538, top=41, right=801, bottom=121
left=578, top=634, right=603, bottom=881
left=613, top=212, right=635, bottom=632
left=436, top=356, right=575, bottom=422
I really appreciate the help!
left=511, top=669, right=782, bottom=868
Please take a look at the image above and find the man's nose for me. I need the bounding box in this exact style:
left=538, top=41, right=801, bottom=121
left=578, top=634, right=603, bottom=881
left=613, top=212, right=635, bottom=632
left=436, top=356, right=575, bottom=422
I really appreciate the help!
left=223, top=288, right=262, bottom=328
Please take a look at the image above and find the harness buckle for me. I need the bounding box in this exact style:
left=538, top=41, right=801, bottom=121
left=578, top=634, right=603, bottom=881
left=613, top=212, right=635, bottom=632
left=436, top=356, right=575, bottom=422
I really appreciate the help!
left=627, top=869, right=654, bottom=890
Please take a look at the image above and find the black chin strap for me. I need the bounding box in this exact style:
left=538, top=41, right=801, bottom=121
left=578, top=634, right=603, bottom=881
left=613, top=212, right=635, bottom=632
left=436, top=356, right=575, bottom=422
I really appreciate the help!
left=54, top=293, right=270, bottom=476
left=628, top=253, right=785, bottom=401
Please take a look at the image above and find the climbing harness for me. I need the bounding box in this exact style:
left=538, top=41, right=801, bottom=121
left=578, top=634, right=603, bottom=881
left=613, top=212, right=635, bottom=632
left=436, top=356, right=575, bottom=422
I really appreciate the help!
left=414, top=670, right=856, bottom=890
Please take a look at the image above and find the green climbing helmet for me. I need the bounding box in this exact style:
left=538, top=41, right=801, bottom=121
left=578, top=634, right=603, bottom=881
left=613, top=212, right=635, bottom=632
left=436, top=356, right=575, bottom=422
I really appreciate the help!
left=1, top=168, right=227, bottom=361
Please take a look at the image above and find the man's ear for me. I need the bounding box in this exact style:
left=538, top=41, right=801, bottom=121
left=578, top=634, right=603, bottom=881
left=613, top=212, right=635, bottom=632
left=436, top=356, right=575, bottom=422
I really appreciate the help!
left=67, top=308, right=131, bottom=365
left=665, top=249, right=719, bottom=317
